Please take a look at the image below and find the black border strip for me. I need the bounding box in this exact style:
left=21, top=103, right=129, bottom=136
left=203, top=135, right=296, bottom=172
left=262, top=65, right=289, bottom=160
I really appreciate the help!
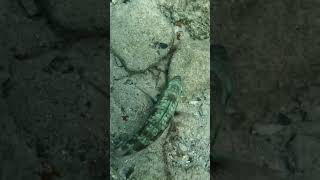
left=105, top=0, right=111, bottom=179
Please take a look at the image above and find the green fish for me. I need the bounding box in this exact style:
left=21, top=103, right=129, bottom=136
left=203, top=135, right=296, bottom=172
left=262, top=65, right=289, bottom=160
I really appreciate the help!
left=115, top=76, right=183, bottom=156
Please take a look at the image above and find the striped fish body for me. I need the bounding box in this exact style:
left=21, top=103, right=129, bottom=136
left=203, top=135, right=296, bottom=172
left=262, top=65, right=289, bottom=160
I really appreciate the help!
left=116, top=76, right=183, bottom=156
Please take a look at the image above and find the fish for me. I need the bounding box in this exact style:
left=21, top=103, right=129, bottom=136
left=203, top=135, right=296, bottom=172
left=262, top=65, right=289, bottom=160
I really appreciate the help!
left=115, top=76, right=183, bottom=156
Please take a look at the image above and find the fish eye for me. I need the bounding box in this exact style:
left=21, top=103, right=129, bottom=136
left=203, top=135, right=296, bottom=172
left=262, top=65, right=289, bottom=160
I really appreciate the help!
left=173, top=76, right=181, bottom=81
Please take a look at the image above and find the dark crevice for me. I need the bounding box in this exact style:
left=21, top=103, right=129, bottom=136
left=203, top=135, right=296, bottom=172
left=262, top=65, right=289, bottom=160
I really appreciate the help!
left=111, top=35, right=179, bottom=83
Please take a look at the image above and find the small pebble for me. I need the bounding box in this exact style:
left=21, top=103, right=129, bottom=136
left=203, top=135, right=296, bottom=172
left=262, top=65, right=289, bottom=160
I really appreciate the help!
left=189, top=101, right=199, bottom=105
left=182, top=155, right=189, bottom=162
left=179, top=143, right=188, bottom=152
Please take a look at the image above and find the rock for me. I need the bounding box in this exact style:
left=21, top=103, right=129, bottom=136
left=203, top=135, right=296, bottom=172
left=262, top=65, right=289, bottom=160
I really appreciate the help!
left=112, top=143, right=167, bottom=180
left=38, top=0, right=107, bottom=33
left=173, top=166, right=210, bottom=180
left=111, top=0, right=173, bottom=71
left=110, top=73, right=155, bottom=141
left=164, top=94, right=210, bottom=177
left=0, top=6, right=59, bottom=60
left=158, top=0, right=210, bottom=40
left=169, top=38, right=210, bottom=98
